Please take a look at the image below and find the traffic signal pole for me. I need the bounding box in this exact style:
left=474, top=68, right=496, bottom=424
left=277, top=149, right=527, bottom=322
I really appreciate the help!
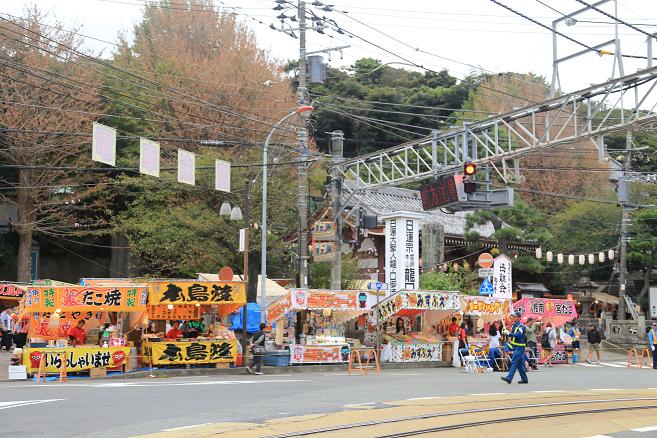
left=330, top=131, right=344, bottom=290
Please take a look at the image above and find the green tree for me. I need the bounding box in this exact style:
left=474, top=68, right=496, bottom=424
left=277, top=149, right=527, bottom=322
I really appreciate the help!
left=628, top=208, right=657, bottom=306
left=419, top=265, right=478, bottom=294
left=309, top=254, right=361, bottom=289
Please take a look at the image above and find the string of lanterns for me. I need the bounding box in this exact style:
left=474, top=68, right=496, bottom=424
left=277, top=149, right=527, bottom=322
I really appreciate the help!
left=535, top=247, right=616, bottom=265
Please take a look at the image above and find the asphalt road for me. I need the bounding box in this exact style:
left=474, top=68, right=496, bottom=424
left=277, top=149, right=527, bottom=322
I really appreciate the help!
left=1, top=363, right=656, bottom=438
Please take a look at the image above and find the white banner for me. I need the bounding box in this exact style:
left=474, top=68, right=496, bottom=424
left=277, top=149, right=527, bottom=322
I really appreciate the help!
left=91, top=122, right=116, bottom=166
left=492, top=254, right=513, bottom=299
left=139, top=138, right=160, bottom=177
left=215, top=160, right=231, bottom=192
left=390, top=343, right=442, bottom=362
left=384, top=213, right=421, bottom=296
left=177, top=149, right=196, bottom=186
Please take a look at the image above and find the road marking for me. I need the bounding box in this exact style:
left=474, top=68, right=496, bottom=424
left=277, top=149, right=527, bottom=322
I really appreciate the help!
left=0, top=399, right=63, bottom=410
left=599, top=362, right=626, bottom=368
left=632, top=426, right=657, bottom=432
left=589, top=388, right=623, bottom=391
left=586, top=435, right=614, bottom=438
left=532, top=390, right=567, bottom=393
left=577, top=363, right=602, bottom=367
left=344, top=402, right=375, bottom=407
left=162, top=423, right=212, bottom=432
left=406, top=396, right=444, bottom=401
left=468, top=392, right=505, bottom=396
left=1, top=379, right=309, bottom=389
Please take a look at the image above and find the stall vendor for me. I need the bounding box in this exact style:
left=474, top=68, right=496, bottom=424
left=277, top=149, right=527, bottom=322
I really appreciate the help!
left=448, top=317, right=459, bottom=337
left=68, top=320, right=87, bottom=346
left=165, top=321, right=184, bottom=340
left=185, top=319, right=205, bottom=338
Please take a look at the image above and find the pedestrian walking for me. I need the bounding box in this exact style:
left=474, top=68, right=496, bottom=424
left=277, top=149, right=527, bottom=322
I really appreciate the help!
left=0, top=307, right=14, bottom=352
left=501, top=310, right=528, bottom=385
left=586, top=323, right=602, bottom=364
left=648, top=322, right=657, bottom=370
left=542, top=323, right=557, bottom=367
left=247, top=323, right=267, bottom=375
left=525, top=317, right=540, bottom=370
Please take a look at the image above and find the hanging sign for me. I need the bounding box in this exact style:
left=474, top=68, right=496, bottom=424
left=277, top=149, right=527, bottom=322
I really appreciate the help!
left=492, top=254, right=513, bottom=299
left=92, top=122, right=116, bottom=166
left=215, top=160, right=231, bottom=192
left=177, top=149, right=196, bottom=186
left=313, top=242, right=335, bottom=262
left=24, top=286, right=148, bottom=312
left=148, top=282, right=246, bottom=305
left=312, top=221, right=336, bottom=240
left=139, top=138, right=160, bottom=177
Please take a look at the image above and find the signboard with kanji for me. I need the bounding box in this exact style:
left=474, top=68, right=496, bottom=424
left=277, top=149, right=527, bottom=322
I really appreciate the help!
left=419, top=176, right=460, bottom=210
left=143, top=340, right=237, bottom=365
left=148, top=282, right=245, bottom=305
left=24, top=286, right=148, bottom=312
left=492, top=254, right=513, bottom=299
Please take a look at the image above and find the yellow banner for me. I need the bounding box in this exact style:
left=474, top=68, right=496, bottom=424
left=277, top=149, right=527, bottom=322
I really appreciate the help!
left=148, top=282, right=245, bottom=308
left=147, top=304, right=201, bottom=320
left=23, top=346, right=130, bottom=372
left=143, top=340, right=237, bottom=365
left=24, top=286, right=148, bottom=312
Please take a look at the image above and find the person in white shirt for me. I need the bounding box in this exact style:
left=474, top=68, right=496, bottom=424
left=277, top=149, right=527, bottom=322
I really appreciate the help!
left=488, top=321, right=502, bottom=369
left=0, top=307, right=14, bottom=352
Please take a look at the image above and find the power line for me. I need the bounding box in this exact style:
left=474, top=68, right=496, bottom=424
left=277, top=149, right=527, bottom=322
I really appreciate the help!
left=572, top=0, right=653, bottom=38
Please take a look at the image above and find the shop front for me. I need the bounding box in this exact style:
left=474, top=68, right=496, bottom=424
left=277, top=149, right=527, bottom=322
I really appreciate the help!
left=373, top=290, right=461, bottom=363
left=266, top=289, right=372, bottom=365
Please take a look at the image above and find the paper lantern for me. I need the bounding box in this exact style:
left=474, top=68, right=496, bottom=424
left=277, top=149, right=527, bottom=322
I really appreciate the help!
left=535, top=247, right=542, bottom=259
left=546, top=251, right=553, bottom=262
left=568, top=255, right=575, bottom=265
left=48, top=312, right=60, bottom=328
left=608, top=249, right=615, bottom=260
left=557, top=253, right=564, bottom=264
left=598, top=252, right=605, bottom=262
left=167, top=304, right=174, bottom=310
left=588, top=254, right=595, bottom=264
left=579, top=255, right=585, bottom=265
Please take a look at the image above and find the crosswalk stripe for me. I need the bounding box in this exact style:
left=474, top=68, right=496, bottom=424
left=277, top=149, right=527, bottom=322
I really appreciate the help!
left=598, top=362, right=625, bottom=368
left=632, top=426, right=657, bottom=432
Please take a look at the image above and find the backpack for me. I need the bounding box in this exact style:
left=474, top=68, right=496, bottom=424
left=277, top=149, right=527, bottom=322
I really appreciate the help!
left=541, top=330, right=551, bottom=348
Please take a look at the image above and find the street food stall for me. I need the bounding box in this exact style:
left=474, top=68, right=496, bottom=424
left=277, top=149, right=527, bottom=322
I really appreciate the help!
left=266, top=289, right=373, bottom=365
left=20, top=284, right=148, bottom=376
left=141, top=280, right=245, bottom=367
left=0, top=283, right=25, bottom=309
left=372, top=290, right=461, bottom=363
left=461, top=295, right=511, bottom=346
left=513, top=297, right=578, bottom=364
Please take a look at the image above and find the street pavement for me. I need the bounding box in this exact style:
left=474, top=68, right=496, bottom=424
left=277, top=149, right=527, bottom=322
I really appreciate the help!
left=1, top=353, right=656, bottom=438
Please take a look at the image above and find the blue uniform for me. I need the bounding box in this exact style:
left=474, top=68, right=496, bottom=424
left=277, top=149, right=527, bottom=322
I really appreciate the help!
left=505, top=321, right=528, bottom=383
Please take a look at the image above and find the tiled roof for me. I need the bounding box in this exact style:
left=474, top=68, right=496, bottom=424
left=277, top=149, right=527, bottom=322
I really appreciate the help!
left=342, top=184, right=496, bottom=238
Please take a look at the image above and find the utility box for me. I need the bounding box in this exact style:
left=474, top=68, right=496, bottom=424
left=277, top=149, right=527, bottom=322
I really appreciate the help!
left=307, top=55, right=326, bottom=84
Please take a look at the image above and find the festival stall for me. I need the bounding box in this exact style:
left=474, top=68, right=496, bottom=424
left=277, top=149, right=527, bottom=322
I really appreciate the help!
left=141, top=280, right=246, bottom=367
left=20, top=284, right=148, bottom=375
left=461, top=296, right=511, bottom=346
left=372, top=290, right=461, bottom=363
left=0, top=283, right=25, bottom=308
left=513, top=297, right=578, bottom=364
left=265, top=289, right=373, bottom=365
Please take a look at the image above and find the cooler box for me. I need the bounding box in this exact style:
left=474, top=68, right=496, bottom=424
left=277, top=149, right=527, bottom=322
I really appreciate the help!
left=263, top=351, right=290, bottom=367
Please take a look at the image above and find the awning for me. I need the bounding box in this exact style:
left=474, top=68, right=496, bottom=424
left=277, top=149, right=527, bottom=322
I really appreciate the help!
left=265, top=289, right=374, bottom=323
left=369, top=290, right=461, bottom=324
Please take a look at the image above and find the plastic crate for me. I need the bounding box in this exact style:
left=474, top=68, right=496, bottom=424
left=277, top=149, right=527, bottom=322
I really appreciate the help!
left=263, top=351, right=290, bottom=367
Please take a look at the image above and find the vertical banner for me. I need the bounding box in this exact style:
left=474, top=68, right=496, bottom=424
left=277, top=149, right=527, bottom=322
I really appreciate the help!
left=492, top=254, right=513, bottom=299
left=215, top=160, right=231, bottom=192
left=383, top=213, right=422, bottom=296
left=139, top=138, right=160, bottom=177
left=92, top=122, right=116, bottom=166
left=177, top=149, right=196, bottom=186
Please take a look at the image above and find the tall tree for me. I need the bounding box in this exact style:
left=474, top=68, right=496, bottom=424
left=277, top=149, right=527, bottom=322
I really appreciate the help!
left=0, top=9, right=101, bottom=281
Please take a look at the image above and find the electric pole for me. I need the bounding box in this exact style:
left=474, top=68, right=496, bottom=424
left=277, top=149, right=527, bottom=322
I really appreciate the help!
left=296, top=0, right=310, bottom=289
left=330, top=130, right=344, bottom=290
left=617, top=130, right=632, bottom=320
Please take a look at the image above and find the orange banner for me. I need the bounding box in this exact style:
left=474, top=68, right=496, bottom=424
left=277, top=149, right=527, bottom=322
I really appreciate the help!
left=24, top=286, right=148, bottom=312
left=266, top=294, right=292, bottom=323
left=289, top=344, right=346, bottom=364
left=28, top=311, right=101, bottom=341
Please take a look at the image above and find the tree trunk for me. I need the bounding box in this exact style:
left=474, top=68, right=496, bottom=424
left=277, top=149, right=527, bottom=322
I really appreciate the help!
left=636, top=265, right=652, bottom=306
left=16, top=168, right=34, bottom=282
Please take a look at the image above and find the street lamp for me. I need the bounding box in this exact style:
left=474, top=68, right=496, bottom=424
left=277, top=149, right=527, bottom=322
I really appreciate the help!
left=261, top=105, right=313, bottom=322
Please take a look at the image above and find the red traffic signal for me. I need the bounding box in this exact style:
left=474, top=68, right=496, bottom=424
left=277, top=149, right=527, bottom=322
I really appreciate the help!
left=464, top=162, right=477, bottom=176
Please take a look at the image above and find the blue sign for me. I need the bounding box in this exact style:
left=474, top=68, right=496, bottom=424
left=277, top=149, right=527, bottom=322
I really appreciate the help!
left=479, top=277, right=494, bottom=296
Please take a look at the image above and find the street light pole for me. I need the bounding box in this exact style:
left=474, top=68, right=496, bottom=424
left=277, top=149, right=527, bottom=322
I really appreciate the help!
left=261, top=106, right=313, bottom=322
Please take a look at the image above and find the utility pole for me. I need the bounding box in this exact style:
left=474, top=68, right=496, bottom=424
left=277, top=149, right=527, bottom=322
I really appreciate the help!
left=241, top=181, right=250, bottom=365
left=330, top=131, right=344, bottom=290
left=617, top=130, right=632, bottom=320
left=296, top=0, right=310, bottom=289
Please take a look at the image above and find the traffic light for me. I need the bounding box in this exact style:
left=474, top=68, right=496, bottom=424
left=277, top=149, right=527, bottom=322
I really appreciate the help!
left=464, top=162, right=477, bottom=176
left=463, top=162, right=477, bottom=193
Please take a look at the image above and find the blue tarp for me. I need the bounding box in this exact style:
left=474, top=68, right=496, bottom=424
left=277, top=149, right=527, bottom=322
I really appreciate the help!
left=230, top=303, right=261, bottom=333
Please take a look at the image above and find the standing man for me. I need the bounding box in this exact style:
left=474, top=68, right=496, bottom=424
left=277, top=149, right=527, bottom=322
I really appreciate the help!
left=501, top=310, right=528, bottom=384
left=648, top=322, right=657, bottom=370
left=586, top=323, right=602, bottom=364
left=246, top=323, right=267, bottom=375
left=525, top=317, right=540, bottom=370
left=0, top=307, right=13, bottom=351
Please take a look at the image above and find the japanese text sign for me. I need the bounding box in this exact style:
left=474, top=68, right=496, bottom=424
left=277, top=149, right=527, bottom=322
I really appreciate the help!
left=462, top=296, right=510, bottom=316
left=371, top=290, right=460, bottom=324
left=29, top=310, right=100, bottom=340
left=492, top=254, right=513, bottom=299
left=266, top=293, right=292, bottom=323
left=289, top=345, right=345, bottom=364
left=0, top=283, right=24, bottom=298
left=512, top=297, right=578, bottom=326
left=24, top=286, right=147, bottom=312
left=390, top=343, right=442, bottom=362
left=384, top=214, right=421, bottom=296
left=147, top=304, right=201, bottom=321
left=23, top=346, right=129, bottom=372
left=148, top=282, right=246, bottom=307
left=144, top=340, right=237, bottom=365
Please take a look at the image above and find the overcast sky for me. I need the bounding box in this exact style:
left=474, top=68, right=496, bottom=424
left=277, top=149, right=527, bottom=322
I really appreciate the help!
left=4, top=0, right=657, bottom=94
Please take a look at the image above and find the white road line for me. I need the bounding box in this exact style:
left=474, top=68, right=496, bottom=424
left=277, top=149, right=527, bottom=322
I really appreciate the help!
left=631, top=426, right=657, bottom=432
left=1, top=379, right=309, bottom=389
left=344, top=402, right=376, bottom=407
left=588, top=388, right=623, bottom=391
left=577, top=363, right=602, bottom=367
left=162, top=423, right=212, bottom=432
left=585, top=435, right=613, bottom=438
left=406, top=396, right=444, bottom=401
left=0, top=399, right=64, bottom=410
left=468, top=392, right=505, bottom=396
left=599, top=362, right=626, bottom=368
left=532, top=390, right=567, bottom=393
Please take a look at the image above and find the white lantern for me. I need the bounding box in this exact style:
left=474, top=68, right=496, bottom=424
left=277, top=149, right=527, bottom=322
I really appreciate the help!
left=579, top=255, right=585, bottom=265
left=608, top=249, right=615, bottom=260
left=557, top=253, right=564, bottom=264
left=535, top=247, right=542, bottom=259
left=546, top=251, right=553, bottom=262
left=588, top=254, right=595, bottom=264
left=598, top=252, right=605, bottom=262
left=568, top=255, right=575, bottom=265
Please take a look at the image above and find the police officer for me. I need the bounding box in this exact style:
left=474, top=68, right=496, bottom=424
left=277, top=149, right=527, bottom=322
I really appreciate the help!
left=501, top=310, right=529, bottom=384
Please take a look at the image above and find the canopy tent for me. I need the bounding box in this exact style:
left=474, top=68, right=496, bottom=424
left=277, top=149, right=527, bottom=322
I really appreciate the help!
left=266, top=289, right=373, bottom=324
left=512, top=297, right=578, bottom=327
left=370, top=290, right=461, bottom=324
left=197, top=273, right=288, bottom=307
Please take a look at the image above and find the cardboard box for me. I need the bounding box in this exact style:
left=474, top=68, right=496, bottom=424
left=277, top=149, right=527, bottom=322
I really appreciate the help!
left=8, top=365, right=27, bottom=380
left=89, top=367, right=107, bottom=378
